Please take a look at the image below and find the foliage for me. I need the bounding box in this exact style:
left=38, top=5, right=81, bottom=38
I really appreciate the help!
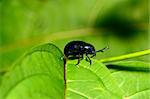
left=0, top=43, right=149, bottom=99
left=0, top=0, right=149, bottom=98
left=0, top=44, right=64, bottom=99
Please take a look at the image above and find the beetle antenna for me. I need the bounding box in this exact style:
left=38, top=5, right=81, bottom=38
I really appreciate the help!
left=96, top=46, right=109, bottom=53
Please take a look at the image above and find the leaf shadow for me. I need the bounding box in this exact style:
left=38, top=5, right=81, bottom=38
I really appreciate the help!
left=106, top=64, right=150, bottom=72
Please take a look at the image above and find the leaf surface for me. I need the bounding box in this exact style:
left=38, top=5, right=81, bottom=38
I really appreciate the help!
left=0, top=43, right=64, bottom=99
left=107, top=61, right=150, bottom=99
left=66, top=59, right=124, bottom=99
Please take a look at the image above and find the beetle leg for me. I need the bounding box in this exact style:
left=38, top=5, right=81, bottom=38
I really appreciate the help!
left=75, top=54, right=81, bottom=66
left=86, top=54, right=92, bottom=65
left=76, top=58, right=80, bottom=66
left=80, top=55, right=83, bottom=60
left=76, top=54, right=83, bottom=60
left=90, top=53, right=96, bottom=58
left=89, top=58, right=92, bottom=65
left=85, top=54, right=89, bottom=61
left=86, top=57, right=88, bottom=61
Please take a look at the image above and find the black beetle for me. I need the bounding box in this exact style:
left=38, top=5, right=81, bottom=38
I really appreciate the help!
left=64, top=41, right=108, bottom=65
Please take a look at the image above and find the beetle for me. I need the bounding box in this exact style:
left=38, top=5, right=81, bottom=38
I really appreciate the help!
left=64, top=41, right=108, bottom=65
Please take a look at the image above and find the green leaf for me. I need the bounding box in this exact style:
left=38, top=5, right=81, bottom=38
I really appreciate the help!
left=107, top=61, right=150, bottom=99
left=66, top=59, right=124, bottom=99
left=0, top=43, right=64, bottom=99
left=0, top=43, right=150, bottom=99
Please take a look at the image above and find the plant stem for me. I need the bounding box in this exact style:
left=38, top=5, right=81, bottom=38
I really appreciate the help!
left=64, top=58, right=67, bottom=99
left=99, top=49, right=150, bottom=63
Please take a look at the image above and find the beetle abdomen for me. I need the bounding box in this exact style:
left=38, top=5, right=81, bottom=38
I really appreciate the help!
left=64, top=41, right=85, bottom=56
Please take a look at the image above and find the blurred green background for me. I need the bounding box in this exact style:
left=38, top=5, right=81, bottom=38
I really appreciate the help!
left=0, top=0, right=149, bottom=70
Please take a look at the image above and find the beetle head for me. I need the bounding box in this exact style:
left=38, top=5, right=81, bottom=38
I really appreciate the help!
left=84, top=44, right=96, bottom=55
